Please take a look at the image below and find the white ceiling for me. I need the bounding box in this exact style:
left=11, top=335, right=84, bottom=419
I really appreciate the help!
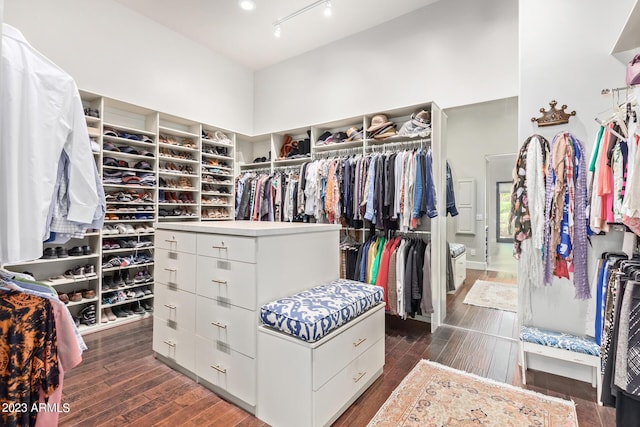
left=114, top=0, right=440, bottom=70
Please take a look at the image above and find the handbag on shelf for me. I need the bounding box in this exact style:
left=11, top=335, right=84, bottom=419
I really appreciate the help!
left=626, top=54, right=640, bottom=86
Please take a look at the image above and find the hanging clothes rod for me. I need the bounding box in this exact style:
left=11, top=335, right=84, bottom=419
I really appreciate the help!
left=240, top=166, right=272, bottom=174
left=601, top=86, right=631, bottom=95
left=365, top=138, right=430, bottom=152
left=313, top=147, right=362, bottom=159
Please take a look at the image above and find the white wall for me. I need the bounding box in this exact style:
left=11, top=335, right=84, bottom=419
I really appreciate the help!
left=519, top=0, right=635, bottom=382
left=4, top=0, right=254, bottom=134
left=445, top=98, right=519, bottom=265
left=253, top=0, right=518, bottom=134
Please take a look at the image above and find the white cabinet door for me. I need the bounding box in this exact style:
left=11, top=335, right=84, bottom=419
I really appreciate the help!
left=156, top=248, right=197, bottom=293
left=195, top=336, right=256, bottom=406
left=195, top=295, right=256, bottom=358
left=196, top=256, right=256, bottom=310
left=154, top=282, right=197, bottom=332
left=152, top=316, right=196, bottom=373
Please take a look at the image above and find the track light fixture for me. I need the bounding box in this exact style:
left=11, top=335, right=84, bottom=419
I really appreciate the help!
left=238, top=0, right=256, bottom=11
left=324, top=1, right=332, bottom=17
left=273, top=0, right=334, bottom=38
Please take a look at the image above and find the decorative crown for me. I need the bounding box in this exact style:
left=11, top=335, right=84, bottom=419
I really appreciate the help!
left=531, top=100, right=576, bottom=127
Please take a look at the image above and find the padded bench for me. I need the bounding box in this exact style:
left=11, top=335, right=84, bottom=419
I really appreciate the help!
left=519, top=326, right=601, bottom=405
left=257, top=279, right=385, bottom=427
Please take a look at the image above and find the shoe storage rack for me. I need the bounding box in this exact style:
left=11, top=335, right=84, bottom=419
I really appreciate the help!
left=1, top=91, right=237, bottom=334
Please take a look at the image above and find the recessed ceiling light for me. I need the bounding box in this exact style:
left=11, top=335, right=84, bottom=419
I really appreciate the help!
left=239, top=0, right=256, bottom=11
left=274, top=24, right=282, bottom=38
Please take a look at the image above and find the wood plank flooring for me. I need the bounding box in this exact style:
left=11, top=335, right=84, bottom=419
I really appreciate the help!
left=59, top=269, right=615, bottom=426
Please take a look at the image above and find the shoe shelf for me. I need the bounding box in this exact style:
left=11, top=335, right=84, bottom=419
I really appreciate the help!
left=85, top=116, right=101, bottom=126
left=158, top=155, right=199, bottom=165
left=158, top=170, right=197, bottom=178
left=313, top=140, right=364, bottom=152
left=101, top=294, right=154, bottom=309
left=202, top=152, right=233, bottom=161
left=103, top=135, right=156, bottom=151
left=105, top=201, right=155, bottom=206
left=103, top=122, right=157, bottom=138
left=158, top=186, right=198, bottom=192
left=67, top=297, right=99, bottom=308
left=157, top=215, right=199, bottom=220
left=102, top=261, right=154, bottom=273
left=102, top=282, right=153, bottom=293
left=104, top=218, right=155, bottom=223
left=158, top=202, right=198, bottom=208
left=273, top=157, right=310, bottom=166
left=99, top=312, right=152, bottom=328
left=102, top=183, right=155, bottom=190
left=157, top=141, right=199, bottom=154
left=202, top=137, right=233, bottom=146
left=201, top=191, right=232, bottom=196
left=202, top=204, right=233, bottom=207
left=102, top=247, right=155, bottom=255
left=103, top=165, right=155, bottom=175
left=44, top=276, right=99, bottom=287
left=158, top=126, right=200, bottom=139
left=104, top=231, right=155, bottom=238
left=4, top=253, right=99, bottom=267
left=102, top=151, right=156, bottom=162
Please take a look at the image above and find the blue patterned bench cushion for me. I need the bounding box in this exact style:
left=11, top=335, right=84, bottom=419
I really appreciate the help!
left=450, top=243, right=466, bottom=258
left=260, top=279, right=384, bottom=343
left=520, top=326, right=600, bottom=357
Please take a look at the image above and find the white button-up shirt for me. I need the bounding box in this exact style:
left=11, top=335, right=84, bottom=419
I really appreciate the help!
left=1, top=24, right=99, bottom=264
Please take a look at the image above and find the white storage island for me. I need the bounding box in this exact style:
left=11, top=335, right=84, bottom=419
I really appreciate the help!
left=152, top=220, right=342, bottom=414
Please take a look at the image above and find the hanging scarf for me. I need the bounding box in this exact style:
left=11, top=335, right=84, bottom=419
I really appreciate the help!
left=543, top=132, right=590, bottom=299
left=510, top=135, right=549, bottom=258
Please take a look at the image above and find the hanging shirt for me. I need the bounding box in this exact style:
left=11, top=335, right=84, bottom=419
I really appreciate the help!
left=0, top=291, right=60, bottom=427
left=1, top=24, right=100, bottom=264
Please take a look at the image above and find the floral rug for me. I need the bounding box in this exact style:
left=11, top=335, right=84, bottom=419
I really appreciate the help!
left=463, top=280, right=518, bottom=312
left=367, top=360, right=578, bottom=426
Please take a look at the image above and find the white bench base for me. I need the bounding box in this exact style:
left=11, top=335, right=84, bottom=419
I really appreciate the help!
left=520, top=340, right=602, bottom=405
left=257, top=303, right=385, bottom=427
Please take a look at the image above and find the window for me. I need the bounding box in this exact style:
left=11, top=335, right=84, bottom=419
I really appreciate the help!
left=496, top=181, right=512, bottom=243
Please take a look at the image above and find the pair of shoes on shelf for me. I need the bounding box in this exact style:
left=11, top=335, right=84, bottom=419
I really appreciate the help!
left=100, top=307, right=115, bottom=323
left=79, top=305, right=97, bottom=326
left=64, top=264, right=97, bottom=280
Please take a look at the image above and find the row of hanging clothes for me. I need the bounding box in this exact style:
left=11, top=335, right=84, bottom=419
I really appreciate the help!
left=510, top=131, right=590, bottom=321
left=590, top=88, right=640, bottom=236
left=0, top=270, right=86, bottom=427
left=340, top=229, right=455, bottom=319
left=235, top=168, right=305, bottom=222
left=235, top=145, right=459, bottom=233
left=595, top=252, right=640, bottom=425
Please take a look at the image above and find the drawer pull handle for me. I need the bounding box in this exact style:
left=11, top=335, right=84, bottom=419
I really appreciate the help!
left=211, top=364, right=227, bottom=374
left=163, top=340, right=176, bottom=347
left=164, top=268, right=177, bottom=273
left=353, top=338, right=367, bottom=347
left=211, top=279, right=228, bottom=285
left=353, top=371, right=367, bottom=383
left=164, top=304, right=176, bottom=310
left=164, top=239, right=177, bottom=243
left=212, top=244, right=227, bottom=250
left=211, top=321, right=227, bottom=329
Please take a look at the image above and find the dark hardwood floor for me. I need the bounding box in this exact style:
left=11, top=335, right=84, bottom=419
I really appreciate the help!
left=444, top=269, right=518, bottom=339
left=59, top=269, right=615, bottom=427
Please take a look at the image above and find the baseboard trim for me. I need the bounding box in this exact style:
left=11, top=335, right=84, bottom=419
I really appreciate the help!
left=467, top=261, right=487, bottom=270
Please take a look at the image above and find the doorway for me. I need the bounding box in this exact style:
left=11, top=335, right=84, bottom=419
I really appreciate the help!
left=485, top=154, right=517, bottom=274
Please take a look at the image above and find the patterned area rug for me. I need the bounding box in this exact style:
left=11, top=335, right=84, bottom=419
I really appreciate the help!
left=368, top=360, right=578, bottom=426
left=463, top=280, right=518, bottom=312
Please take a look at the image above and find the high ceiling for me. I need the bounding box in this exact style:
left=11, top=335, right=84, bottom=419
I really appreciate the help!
left=114, top=0, right=440, bottom=70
